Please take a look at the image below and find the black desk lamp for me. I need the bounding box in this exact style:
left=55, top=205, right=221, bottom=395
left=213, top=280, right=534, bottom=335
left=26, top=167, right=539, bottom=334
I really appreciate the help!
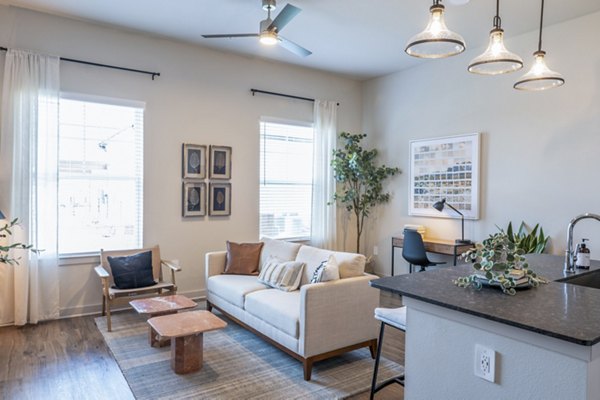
left=432, top=199, right=472, bottom=245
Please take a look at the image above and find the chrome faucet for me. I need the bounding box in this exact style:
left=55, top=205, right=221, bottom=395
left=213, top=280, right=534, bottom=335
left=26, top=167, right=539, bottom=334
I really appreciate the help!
left=565, top=213, right=600, bottom=273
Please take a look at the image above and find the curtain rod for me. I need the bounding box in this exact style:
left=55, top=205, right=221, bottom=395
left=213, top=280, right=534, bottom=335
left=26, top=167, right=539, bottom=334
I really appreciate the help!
left=250, top=88, right=339, bottom=106
left=0, top=47, right=160, bottom=80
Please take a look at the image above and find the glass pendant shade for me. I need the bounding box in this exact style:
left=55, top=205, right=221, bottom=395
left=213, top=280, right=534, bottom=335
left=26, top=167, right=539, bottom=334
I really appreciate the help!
left=405, top=4, right=466, bottom=59
left=513, top=51, right=564, bottom=91
left=468, top=28, right=523, bottom=75
left=259, top=31, right=278, bottom=45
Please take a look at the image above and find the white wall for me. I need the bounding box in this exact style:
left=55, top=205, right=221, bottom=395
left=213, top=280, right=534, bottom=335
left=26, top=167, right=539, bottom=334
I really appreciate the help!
left=0, top=6, right=363, bottom=317
left=362, top=11, right=600, bottom=276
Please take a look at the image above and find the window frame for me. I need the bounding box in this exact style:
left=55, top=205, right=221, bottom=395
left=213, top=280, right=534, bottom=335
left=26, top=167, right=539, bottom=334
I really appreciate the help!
left=57, top=92, right=145, bottom=260
left=259, top=117, right=314, bottom=242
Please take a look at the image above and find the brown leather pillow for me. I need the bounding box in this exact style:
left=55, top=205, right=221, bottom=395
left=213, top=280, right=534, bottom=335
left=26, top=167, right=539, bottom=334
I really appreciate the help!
left=223, top=241, right=264, bottom=275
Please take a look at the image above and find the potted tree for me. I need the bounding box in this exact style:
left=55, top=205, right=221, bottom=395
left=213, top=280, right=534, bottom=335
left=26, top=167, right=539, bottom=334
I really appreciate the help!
left=331, top=132, right=400, bottom=254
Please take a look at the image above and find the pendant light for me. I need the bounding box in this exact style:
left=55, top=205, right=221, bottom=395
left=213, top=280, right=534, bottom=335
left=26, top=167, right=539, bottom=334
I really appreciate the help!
left=405, top=0, right=466, bottom=59
left=514, top=0, right=564, bottom=91
left=468, top=0, right=522, bottom=75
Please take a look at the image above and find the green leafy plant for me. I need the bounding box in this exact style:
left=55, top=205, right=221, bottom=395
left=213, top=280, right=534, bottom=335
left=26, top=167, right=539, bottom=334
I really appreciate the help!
left=1, top=218, right=36, bottom=265
left=331, top=132, right=400, bottom=253
left=502, top=221, right=549, bottom=254
left=454, top=232, right=547, bottom=295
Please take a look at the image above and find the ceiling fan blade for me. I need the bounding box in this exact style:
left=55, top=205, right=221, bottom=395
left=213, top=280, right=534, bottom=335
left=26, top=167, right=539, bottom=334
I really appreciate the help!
left=268, top=4, right=301, bottom=33
left=202, top=33, right=259, bottom=39
left=278, top=36, right=312, bottom=57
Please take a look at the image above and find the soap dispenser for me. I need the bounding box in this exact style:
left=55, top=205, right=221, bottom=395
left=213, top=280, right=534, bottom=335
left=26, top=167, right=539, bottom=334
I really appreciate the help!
left=575, top=239, right=591, bottom=269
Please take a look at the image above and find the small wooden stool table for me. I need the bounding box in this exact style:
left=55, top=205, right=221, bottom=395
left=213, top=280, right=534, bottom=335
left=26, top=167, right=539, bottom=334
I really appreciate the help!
left=148, top=310, right=227, bottom=374
left=129, top=295, right=197, bottom=347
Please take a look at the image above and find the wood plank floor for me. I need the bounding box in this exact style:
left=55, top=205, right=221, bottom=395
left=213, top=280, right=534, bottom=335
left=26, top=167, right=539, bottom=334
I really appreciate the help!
left=0, top=292, right=404, bottom=400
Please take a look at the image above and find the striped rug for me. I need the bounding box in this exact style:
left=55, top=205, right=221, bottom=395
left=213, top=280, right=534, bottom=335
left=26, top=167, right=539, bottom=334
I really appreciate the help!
left=95, top=311, right=404, bottom=400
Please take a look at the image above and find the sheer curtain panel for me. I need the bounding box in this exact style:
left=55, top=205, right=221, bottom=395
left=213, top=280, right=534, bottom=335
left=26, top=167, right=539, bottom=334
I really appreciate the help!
left=311, top=100, right=337, bottom=250
left=0, top=49, right=60, bottom=325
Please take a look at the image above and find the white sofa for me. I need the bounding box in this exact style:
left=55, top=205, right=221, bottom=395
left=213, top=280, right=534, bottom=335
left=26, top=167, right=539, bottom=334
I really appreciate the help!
left=205, top=238, right=380, bottom=380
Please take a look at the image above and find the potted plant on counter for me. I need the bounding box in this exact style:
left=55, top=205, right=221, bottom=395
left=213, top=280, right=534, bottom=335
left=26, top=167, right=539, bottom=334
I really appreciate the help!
left=454, top=232, right=547, bottom=295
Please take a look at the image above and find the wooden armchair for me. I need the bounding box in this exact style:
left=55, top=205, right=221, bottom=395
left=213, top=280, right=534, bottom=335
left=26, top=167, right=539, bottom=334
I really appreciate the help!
left=95, top=245, right=181, bottom=331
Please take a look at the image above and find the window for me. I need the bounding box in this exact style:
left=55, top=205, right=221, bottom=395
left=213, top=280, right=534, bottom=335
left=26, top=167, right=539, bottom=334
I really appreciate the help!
left=260, top=119, right=313, bottom=240
left=58, top=95, right=144, bottom=255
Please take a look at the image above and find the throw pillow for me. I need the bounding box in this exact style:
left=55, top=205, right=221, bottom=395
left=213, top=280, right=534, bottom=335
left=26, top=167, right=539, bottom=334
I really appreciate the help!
left=309, top=254, right=340, bottom=284
left=258, top=256, right=305, bottom=291
left=107, top=251, right=156, bottom=289
left=223, top=241, right=264, bottom=275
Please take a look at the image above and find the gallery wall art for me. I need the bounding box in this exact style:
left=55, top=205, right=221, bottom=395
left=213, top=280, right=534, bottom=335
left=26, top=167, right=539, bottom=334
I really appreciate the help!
left=182, top=143, right=207, bottom=179
left=209, top=145, right=232, bottom=180
left=182, top=182, right=206, bottom=217
left=181, top=143, right=232, bottom=218
left=409, top=133, right=480, bottom=219
left=209, top=183, right=231, bottom=216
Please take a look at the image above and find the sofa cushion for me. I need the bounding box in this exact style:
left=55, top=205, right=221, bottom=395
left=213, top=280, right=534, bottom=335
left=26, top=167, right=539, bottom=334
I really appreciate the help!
left=244, top=289, right=301, bottom=338
left=259, top=237, right=302, bottom=270
left=295, top=245, right=366, bottom=285
left=223, top=241, right=264, bottom=275
left=107, top=251, right=156, bottom=289
left=309, top=254, right=340, bottom=283
left=258, top=257, right=305, bottom=292
left=207, top=274, right=269, bottom=308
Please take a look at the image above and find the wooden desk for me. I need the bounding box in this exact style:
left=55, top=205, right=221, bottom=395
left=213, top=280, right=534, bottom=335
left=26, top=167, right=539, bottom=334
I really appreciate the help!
left=391, top=236, right=473, bottom=276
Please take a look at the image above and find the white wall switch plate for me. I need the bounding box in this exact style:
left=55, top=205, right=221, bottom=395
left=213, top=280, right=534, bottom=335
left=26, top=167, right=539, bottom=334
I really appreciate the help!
left=373, top=246, right=379, bottom=256
left=474, top=344, right=496, bottom=383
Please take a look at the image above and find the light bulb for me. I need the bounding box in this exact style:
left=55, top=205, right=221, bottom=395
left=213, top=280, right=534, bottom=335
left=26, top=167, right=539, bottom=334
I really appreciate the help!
left=514, top=51, right=564, bottom=91
left=468, top=28, right=523, bottom=75
left=259, top=31, right=278, bottom=46
left=405, top=4, right=465, bottom=59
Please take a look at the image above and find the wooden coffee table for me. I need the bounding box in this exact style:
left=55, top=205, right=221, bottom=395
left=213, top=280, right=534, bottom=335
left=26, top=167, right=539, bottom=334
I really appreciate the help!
left=148, top=310, right=227, bottom=374
left=130, top=294, right=197, bottom=347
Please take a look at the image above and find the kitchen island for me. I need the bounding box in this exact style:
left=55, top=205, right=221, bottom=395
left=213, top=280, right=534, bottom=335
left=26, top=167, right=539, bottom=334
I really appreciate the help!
left=370, top=254, right=600, bottom=400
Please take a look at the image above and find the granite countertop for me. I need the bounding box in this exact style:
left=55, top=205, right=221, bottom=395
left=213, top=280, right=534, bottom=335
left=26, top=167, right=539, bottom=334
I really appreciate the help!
left=370, top=254, right=600, bottom=346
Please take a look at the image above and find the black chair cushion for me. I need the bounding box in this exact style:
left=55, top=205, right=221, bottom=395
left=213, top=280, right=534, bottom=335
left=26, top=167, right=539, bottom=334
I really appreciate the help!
left=108, top=251, right=156, bottom=289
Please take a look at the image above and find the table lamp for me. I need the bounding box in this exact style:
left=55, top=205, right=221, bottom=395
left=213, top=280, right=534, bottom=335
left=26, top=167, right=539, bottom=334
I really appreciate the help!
left=432, top=199, right=472, bottom=244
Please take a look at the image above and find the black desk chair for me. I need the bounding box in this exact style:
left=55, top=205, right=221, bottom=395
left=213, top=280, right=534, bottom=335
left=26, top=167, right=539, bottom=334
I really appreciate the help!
left=402, top=229, right=447, bottom=273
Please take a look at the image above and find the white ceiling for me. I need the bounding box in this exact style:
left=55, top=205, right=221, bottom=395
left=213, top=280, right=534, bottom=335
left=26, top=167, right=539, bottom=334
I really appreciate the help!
left=4, top=0, right=600, bottom=79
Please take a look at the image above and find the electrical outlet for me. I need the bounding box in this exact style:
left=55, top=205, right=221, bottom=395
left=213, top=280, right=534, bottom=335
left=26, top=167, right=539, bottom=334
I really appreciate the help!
left=474, top=344, right=495, bottom=383
left=373, top=246, right=379, bottom=256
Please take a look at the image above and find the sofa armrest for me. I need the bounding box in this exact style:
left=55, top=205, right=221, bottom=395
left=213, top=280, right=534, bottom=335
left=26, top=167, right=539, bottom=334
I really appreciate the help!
left=205, top=251, right=227, bottom=282
left=298, top=273, right=380, bottom=358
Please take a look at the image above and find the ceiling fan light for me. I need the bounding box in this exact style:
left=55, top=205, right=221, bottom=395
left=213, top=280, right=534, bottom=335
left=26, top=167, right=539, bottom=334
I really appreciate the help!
left=468, top=28, right=523, bottom=75
left=405, top=3, right=466, bottom=59
left=513, top=50, right=564, bottom=91
left=259, top=31, right=278, bottom=45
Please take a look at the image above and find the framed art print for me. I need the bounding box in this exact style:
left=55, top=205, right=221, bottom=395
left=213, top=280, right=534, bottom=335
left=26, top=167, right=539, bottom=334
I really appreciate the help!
left=182, top=182, right=206, bottom=217
left=409, top=133, right=480, bottom=219
left=182, top=143, right=207, bottom=179
left=209, top=183, right=231, bottom=216
left=209, top=145, right=232, bottom=179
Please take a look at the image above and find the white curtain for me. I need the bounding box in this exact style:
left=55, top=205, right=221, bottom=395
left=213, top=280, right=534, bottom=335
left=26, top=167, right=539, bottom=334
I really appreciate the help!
left=0, top=49, right=60, bottom=325
left=311, top=100, right=337, bottom=250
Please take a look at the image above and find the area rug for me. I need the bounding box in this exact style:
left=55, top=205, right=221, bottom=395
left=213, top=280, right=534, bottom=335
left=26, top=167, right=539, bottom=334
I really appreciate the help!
left=95, top=311, right=404, bottom=399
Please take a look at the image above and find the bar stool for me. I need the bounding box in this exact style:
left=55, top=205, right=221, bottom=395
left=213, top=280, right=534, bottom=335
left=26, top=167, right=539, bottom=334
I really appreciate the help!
left=370, top=306, right=406, bottom=400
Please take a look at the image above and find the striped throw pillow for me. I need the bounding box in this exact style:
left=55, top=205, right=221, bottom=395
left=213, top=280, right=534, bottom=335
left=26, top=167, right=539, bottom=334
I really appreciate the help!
left=258, top=256, right=305, bottom=292
left=310, top=254, right=340, bottom=284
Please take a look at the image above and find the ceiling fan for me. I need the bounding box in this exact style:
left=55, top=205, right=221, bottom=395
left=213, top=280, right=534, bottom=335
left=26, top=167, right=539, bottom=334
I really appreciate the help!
left=202, top=0, right=312, bottom=57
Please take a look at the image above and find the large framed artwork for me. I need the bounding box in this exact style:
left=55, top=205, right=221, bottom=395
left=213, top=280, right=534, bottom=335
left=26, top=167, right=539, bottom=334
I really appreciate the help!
left=209, top=183, right=231, bottom=216
left=209, top=145, right=232, bottom=180
left=182, top=144, right=207, bottom=179
left=409, top=133, right=480, bottom=219
left=182, top=182, right=206, bottom=217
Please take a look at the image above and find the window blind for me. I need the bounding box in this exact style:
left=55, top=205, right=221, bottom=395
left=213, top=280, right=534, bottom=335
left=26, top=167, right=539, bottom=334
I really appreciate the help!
left=260, top=119, right=313, bottom=240
left=58, top=96, right=144, bottom=254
